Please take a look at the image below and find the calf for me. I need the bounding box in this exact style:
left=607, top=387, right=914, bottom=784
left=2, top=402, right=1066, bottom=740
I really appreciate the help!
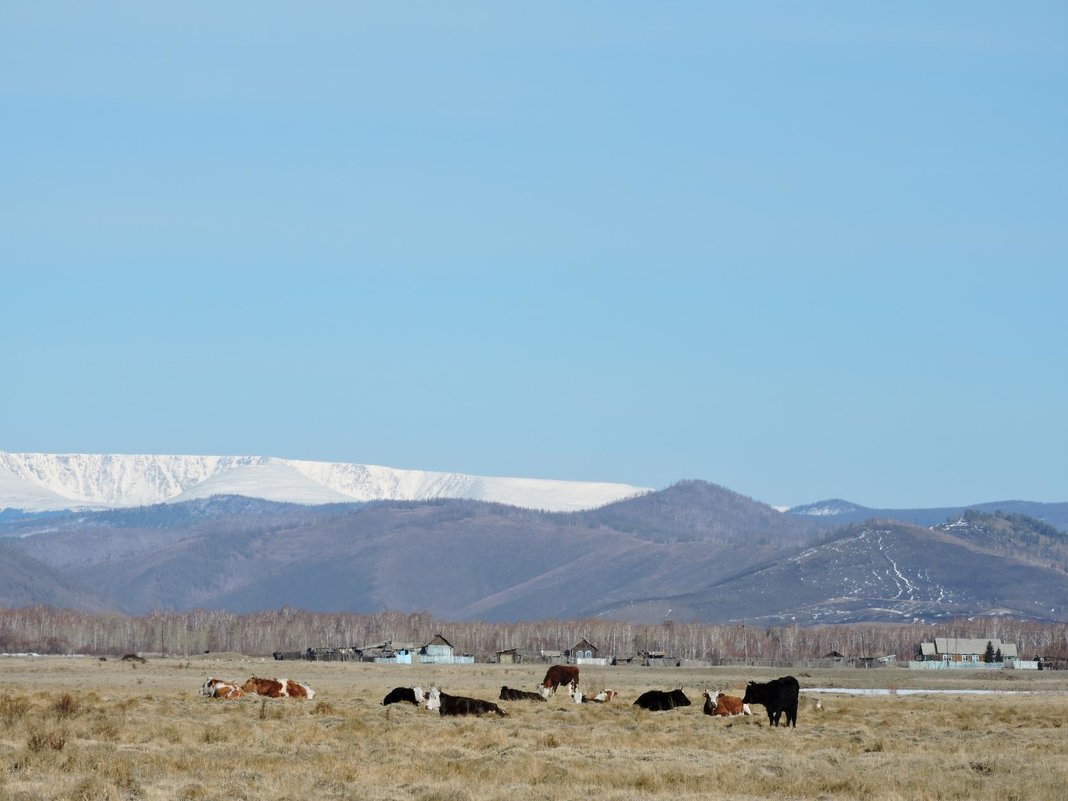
left=633, top=688, right=691, bottom=711
left=540, top=664, right=580, bottom=698
left=382, top=686, right=428, bottom=706
left=499, top=686, right=547, bottom=702
left=200, top=677, right=245, bottom=699
left=241, top=676, right=315, bottom=700
left=573, top=688, right=616, bottom=704
left=702, top=690, right=751, bottom=717
left=742, top=676, right=800, bottom=727
left=425, top=687, right=507, bottom=717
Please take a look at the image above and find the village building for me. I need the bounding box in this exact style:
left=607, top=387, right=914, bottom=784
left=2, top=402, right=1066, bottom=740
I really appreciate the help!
left=495, top=648, right=520, bottom=664
left=570, top=638, right=609, bottom=665
left=418, top=634, right=474, bottom=665
left=911, top=637, right=1036, bottom=669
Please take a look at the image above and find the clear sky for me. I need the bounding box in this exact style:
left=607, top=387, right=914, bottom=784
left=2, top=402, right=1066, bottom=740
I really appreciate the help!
left=2, top=3, right=1066, bottom=509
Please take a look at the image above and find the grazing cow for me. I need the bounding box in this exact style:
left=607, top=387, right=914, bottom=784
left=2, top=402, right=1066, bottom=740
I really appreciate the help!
left=742, top=676, right=800, bottom=727
left=499, top=686, right=547, bottom=702
left=425, top=687, right=507, bottom=717
left=240, top=676, right=315, bottom=700
left=382, top=686, right=428, bottom=706
left=702, top=690, right=751, bottom=717
left=539, top=664, right=580, bottom=698
left=200, top=677, right=246, bottom=699
left=633, top=688, right=691, bottom=711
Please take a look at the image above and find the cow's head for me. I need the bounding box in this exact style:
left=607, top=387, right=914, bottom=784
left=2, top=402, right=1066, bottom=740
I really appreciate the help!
left=538, top=685, right=552, bottom=699
left=424, top=687, right=441, bottom=711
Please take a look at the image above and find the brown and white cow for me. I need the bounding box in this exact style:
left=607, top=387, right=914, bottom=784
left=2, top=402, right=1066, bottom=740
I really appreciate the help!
left=702, top=690, right=752, bottom=717
left=200, top=677, right=246, bottom=699
left=241, top=676, right=315, bottom=699
left=569, top=684, right=616, bottom=704
left=539, top=664, right=580, bottom=699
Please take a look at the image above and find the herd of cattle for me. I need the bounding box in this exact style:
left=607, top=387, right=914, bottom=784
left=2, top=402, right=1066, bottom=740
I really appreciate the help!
left=200, top=667, right=801, bottom=727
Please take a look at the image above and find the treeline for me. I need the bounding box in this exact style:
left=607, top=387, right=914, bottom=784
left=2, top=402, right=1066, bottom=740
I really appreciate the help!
left=1, top=605, right=1065, bottom=662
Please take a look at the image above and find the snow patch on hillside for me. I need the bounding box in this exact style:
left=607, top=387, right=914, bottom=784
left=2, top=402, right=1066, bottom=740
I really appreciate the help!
left=0, top=451, right=650, bottom=513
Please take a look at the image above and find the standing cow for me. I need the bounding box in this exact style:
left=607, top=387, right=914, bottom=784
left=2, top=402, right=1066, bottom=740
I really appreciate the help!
left=742, top=676, right=799, bottom=727
left=539, top=664, right=580, bottom=698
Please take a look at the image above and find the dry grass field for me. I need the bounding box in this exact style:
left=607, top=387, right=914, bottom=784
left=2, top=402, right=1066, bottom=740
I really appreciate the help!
left=1, top=656, right=1065, bottom=801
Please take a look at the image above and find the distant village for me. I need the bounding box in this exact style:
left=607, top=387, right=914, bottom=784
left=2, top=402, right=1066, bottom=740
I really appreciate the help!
left=273, top=634, right=1052, bottom=670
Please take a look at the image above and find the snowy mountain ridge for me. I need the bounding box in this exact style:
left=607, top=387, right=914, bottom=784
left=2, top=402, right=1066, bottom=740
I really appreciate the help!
left=0, top=451, right=650, bottom=513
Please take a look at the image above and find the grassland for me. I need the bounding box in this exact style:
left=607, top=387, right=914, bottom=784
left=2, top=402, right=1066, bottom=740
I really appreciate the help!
left=0, top=656, right=1065, bottom=801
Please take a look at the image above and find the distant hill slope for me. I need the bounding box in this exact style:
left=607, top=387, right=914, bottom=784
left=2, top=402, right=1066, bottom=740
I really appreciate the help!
left=0, top=484, right=805, bottom=618
left=575, top=480, right=822, bottom=544
left=596, top=514, right=1068, bottom=625
left=0, top=544, right=113, bottom=612
left=789, top=498, right=1068, bottom=532
left=2, top=487, right=1065, bottom=625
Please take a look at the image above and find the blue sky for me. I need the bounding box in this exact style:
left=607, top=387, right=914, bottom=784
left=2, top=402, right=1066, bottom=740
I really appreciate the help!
left=2, top=3, right=1066, bottom=508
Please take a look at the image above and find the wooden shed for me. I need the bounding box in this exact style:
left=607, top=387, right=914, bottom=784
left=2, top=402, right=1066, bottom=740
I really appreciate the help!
left=496, top=648, right=520, bottom=665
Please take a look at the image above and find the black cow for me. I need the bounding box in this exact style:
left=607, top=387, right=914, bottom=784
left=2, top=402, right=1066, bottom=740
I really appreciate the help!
left=499, top=685, right=547, bottom=702
left=427, top=688, right=507, bottom=717
left=633, top=688, right=691, bottom=711
left=742, top=676, right=800, bottom=727
left=382, top=686, right=427, bottom=706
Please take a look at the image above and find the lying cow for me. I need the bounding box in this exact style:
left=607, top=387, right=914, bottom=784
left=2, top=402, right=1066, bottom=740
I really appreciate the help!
left=570, top=686, right=616, bottom=704
left=425, top=687, right=507, bottom=717
left=382, top=686, right=428, bottom=706
left=499, top=686, right=547, bottom=702
left=241, top=676, right=315, bottom=700
left=702, top=690, right=752, bottom=717
left=634, top=688, right=691, bottom=711
left=200, top=677, right=245, bottom=699
left=742, top=676, right=799, bottom=727
left=539, top=664, right=579, bottom=698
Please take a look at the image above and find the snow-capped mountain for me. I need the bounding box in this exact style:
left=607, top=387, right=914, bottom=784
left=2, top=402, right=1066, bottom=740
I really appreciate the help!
left=0, top=451, right=650, bottom=513
left=789, top=498, right=867, bottom=517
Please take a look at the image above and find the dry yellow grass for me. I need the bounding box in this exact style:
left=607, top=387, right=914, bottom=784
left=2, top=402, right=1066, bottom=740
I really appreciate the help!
left=0, top=657, right=1064, bottom=800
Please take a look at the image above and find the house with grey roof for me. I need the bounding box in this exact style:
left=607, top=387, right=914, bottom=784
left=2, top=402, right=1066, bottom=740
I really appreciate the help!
left=915, top=637, right=1019, bottom=668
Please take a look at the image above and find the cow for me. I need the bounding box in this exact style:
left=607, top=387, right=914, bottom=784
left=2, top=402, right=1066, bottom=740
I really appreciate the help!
left=633, top=688, right=691, bottom=711
left=499, top=686, right=547, bottom=702
left=742, top=676, right=800, bottom=727
left=240, top=676, right=315, bottom=700
left=702, top=690, right=751, bottom=717
left=539, top=664, right=580, bottom=698
left=571, top=687, right=616, bottom=704
left=382, top=686, right=428, bottom=706
left=200, top=677, right=246, bottom=699
left=425, top=687, right=507, bottom=717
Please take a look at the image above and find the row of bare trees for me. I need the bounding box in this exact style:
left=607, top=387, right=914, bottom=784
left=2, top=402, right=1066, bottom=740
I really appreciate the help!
left=1, top=606, right=1065, bottom=662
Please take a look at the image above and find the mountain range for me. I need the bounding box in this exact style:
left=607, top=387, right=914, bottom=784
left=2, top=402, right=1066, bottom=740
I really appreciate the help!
left=1, top=467, right=1065, bottom=625
left=0, top=451, right=649, bottom=513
